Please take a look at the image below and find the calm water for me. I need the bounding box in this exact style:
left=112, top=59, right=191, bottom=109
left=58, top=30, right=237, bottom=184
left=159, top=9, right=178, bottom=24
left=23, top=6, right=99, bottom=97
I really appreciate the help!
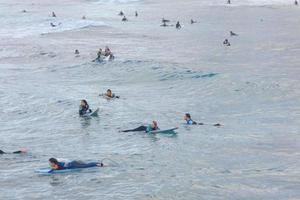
left=0, top=0, right=300, bottom=199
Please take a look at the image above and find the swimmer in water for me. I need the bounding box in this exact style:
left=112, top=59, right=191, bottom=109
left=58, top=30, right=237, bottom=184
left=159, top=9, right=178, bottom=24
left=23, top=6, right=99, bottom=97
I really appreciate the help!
left=122, top=16, right=128, bottom=21
left=119, top=11, right=124, bottom=16
left=122, top=121, right=159, bottom=133
left=191, top=19, right=196, bottom=24
left=227, top=0, right=231, bottom=4
left=223, top=39, right=231, bottom=46
left=101, top=89, right=120, bottom=99
left=52, top=11, right=56, bottom=17
left=49, top=158, right=103, bottom=171
left=75, top=49, right=80, bottom=55
left=295, top=0, right=298, bottom=5
left=184, top=113, right=198, bottom=125
left=79, top=99, right=92, bottom=116
left=176, top=21, right=181, bottom=29
left=82, top=15, right=86, bottom=20
left=135, top=11, right=138, bottom=17
left=0, top=149, right=27, bottom=154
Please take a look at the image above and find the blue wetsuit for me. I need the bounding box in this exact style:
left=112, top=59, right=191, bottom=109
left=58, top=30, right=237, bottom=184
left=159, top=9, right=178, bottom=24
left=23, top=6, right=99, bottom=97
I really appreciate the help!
left=56, top=161, right=99, bottom=170
left=186, top=119, right=197, bottom=125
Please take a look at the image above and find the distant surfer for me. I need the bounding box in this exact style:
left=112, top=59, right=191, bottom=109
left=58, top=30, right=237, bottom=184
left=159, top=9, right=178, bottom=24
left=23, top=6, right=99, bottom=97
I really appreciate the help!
left=74, top=49, right=80, bottom=57
left=79, top=100, right=92, bottom=116
left=191, top=19, right=196, bottom=24
left=100, top=89, right=120, bottom=99
left=230, top=31, right=238, bottom=36
left=176, top=21, right=181, bottom=29
left=52, top=11, right=56, bottom=17
left=82, top=15, right=86, bottom=20
left=184, top=113, right=222, bottom=127
left=223, top=39, right=231, bottom=46
left=22, top=10, right=27, bottom=13
left=119, top=11, right=124, bottom=16
left=227, top=0, right=231, bottom=4
left=49, top=158, right=103, bottom=171
left=160, top=22, right=168, bottom=27
left=121, top=121, right=159, bottom=133
left=295, top=0, right=298, bottom=5
left=135, top=11, right=138, bottom=17
left=122, top=16, right=128, bottom=21
left=162, top=18, right=170, bottom=23
left=0, top=149, right=27, bottom=154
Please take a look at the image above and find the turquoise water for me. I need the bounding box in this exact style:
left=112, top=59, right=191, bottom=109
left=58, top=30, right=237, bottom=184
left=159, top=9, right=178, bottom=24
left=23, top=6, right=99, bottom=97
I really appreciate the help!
left=0, top=0, right=300, bottom=199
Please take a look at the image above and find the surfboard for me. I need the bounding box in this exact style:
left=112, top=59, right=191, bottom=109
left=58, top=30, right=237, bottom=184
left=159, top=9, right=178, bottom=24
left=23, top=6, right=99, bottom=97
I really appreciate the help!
left=82, top=108, right=99, bottom=117
left=148, top=127, right=178, bottom=134
left=35, top=168, right=82, bottom=174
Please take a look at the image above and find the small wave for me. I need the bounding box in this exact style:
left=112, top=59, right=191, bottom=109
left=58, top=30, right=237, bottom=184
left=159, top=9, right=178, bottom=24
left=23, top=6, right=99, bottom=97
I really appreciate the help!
left=0, top=18, right=106, bottom=39
left=159, top=70, right=218, bottom=81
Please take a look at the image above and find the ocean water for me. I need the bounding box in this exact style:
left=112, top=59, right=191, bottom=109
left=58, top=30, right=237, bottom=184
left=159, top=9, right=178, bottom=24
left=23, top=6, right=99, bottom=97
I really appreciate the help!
left=0, top=0, right=300, bottom=199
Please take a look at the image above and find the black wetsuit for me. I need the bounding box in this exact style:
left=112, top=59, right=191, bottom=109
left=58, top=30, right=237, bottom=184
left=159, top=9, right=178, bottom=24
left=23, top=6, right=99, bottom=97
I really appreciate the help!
left=122, top=126, right=147, bottom=132
left=79, top=105, right=91, bottom=116
left=0, top=150, right=23, bottom=154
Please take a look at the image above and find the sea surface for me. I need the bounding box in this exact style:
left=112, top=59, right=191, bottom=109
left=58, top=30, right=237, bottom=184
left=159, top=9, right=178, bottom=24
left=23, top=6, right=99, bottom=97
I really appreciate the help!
left=0, top=0, right=300, bottom=199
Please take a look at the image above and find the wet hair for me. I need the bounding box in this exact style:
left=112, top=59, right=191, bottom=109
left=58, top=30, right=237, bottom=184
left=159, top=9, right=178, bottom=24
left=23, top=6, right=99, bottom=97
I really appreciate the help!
left=107, top=89, right=112, bottom=93
left=152, top=121, right=158, bottom=127
left=185, top=113, right=191, bottom=119
left=49, top=158, right=59, bottom=164
left=81, top=99, right=88, bottom=106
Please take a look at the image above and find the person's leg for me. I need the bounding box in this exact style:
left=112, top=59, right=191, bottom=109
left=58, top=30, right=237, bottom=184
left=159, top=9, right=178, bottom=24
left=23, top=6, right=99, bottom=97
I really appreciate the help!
left=122, top=126, right=147, bottom=132
left=68, top=161, right=98, bottom=168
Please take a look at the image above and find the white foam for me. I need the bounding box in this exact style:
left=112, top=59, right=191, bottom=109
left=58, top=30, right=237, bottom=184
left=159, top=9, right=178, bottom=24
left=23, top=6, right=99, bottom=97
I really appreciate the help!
left=0, top=17, right=106, bottom=39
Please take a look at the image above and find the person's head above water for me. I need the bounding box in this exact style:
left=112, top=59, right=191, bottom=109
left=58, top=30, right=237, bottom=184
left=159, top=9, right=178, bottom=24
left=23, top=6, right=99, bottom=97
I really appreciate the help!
left=106, top=89, right=112, bottom=97
left=184, top=113, right=192, bottom=121
left=49, top=158, right=60, bottom=169
left=80, top=99, right=88, bottom=107
left=151, top=121, right=158, bottom=129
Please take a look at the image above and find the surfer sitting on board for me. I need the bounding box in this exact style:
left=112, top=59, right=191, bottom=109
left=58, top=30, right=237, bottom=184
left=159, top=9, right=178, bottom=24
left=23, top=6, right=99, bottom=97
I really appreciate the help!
left=49, top=158, right=103, bottom=171
left=122, top=121, right=159, bottom=133
left=79, top=99, right=92, bottom=116
left=0, top=149, right=27, bottom=154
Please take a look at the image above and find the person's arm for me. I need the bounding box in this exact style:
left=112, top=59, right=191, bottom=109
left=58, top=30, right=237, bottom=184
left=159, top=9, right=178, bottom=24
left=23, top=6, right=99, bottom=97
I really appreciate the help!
left=146, top=125, right=152, bottom=133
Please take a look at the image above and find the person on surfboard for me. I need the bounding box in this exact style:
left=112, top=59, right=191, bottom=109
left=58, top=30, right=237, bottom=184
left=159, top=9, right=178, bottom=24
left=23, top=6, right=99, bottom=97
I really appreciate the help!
left=49, top=158, right=103, bottom=171
left=79, top=100, right=92, bottom=116
left=184, top=113, right=222, bottom=127
left=121, top=121, right=159, bottom=133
